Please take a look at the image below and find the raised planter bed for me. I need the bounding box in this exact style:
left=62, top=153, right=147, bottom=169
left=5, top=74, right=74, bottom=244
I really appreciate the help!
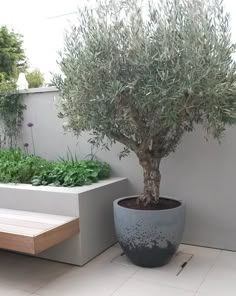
left=0, top=177, right=128, bottom=266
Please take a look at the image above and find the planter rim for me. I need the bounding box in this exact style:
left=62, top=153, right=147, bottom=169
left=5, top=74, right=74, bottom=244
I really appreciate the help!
left=0, top=177, right=127, bottom=194
left=114, top=195, right=185, bottom=213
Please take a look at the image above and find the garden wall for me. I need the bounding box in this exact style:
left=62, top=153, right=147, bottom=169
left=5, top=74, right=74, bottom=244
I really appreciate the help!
left=20, top=87, right=236, bottom=251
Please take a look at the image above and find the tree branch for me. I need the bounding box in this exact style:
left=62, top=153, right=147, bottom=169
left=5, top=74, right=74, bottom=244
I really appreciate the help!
left=109, top=131, right=139, bottom=151
left=118, top=94, right=147, bottom=134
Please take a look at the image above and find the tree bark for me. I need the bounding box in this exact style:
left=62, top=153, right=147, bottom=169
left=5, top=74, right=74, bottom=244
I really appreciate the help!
left=137, top=152, right=161, bottom=205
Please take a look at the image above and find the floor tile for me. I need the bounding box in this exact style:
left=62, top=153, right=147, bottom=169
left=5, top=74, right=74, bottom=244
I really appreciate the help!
left=111, top=249, right=192, bottom=273
left=36, top=266, right=135, bottom=296
left=132, top=244, right=221, bottom=292
left=0, top=243, right=231, bottom=296
left=36, top=245, right=136, bottom=296
left=0, top=250, right=73, bottom=293
left=91, top=243, right=127, bottom=264
left=212, top=249, right=236, bottom=270
left=195, top=293, right=220, bottom=296
left=112, top=277, right=195, bottom=296
left=0, top=284, right=31, bottom=295
left=198, top=250, right=236, bottom=295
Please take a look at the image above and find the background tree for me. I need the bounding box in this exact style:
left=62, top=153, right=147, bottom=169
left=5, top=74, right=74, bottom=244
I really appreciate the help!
left=0, top=26, right=26, bottom=147
left=55, top=0, right=236, bottom=205
left=26, top=69, right=44, bottom=88
left=0, top=26, right=26, bottom=83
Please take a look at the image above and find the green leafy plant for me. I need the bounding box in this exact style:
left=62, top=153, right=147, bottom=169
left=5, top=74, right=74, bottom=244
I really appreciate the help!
left=0, top=148, right=111, bottom=186
left=54, top=0, right=236, bottom=205
left=0, top=149, right=53, bottom=183
left=0, top=89, right=25, bottom=148
left=32, top=160, right=111, bottom=187
left=0, top=26, right=27, bottom=81
left=26, top=69, right=44, bottom=88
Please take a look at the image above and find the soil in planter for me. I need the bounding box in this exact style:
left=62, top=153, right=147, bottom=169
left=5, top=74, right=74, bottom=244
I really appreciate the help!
left=118, top=197, right=180, bottom=210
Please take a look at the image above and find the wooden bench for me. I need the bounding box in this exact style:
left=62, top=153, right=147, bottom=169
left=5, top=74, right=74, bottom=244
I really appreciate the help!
left=0, top=208, right=79, bottom=254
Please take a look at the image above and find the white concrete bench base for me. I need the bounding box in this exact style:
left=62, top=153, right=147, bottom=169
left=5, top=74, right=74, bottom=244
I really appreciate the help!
left=0, top=177, right=128, bottom=266
left=0, top=209, right=79, bottom=254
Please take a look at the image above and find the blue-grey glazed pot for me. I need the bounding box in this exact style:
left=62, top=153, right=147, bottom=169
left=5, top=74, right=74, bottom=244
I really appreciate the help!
left=113, top=196, right=185, bottom=267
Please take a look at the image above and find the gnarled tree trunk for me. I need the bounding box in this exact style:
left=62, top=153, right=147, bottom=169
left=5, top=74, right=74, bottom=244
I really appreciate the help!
left=137, top=152, right=161, bottom=205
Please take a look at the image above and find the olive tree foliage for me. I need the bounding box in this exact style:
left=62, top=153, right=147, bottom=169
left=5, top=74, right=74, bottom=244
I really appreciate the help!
left=54, top=0, right=236, bottom=205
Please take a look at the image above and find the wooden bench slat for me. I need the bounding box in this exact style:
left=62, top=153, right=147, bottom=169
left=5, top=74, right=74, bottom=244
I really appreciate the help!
left=34, top=218, right=80, bottom=254
left=0, top=223, right=44, bottom=236
left=0, top=209, right=71, bottom=224
left=0, top=217, right=54, bottom=230
left=0, top=208, right=80, bottom=254
left=0, top=232, right=35, bottom=254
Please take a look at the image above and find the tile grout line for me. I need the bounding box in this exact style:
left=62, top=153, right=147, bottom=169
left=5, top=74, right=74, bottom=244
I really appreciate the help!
left=109, top=269, right=139, bottom=296
left=111, top=251, right=198, bottom=294
left=194, top=249, right=223, bottom=295
left=31, top=265, right=75, bottom=295
left=112, top=251, right=202, bottom=294
left=176, top=253, right=194, bottom=276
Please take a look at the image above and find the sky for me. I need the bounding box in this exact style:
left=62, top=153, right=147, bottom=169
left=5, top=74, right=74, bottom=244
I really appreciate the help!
left=0, top=0, right=82, bottom=82
left=0, top=0, right=236, bottom=83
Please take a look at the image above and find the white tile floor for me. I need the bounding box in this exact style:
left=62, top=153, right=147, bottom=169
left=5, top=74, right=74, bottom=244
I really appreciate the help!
left=0, top=243, right=235, bottom=295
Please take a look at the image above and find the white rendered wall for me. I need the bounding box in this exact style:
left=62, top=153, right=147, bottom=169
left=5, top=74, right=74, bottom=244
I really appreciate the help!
left=0, top=178, right=128, bottom=265
left=20, top=88, right=236, bottom=251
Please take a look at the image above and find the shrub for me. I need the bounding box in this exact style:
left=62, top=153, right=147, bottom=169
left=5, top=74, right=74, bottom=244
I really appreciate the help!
left=26, top=69, right=44, bottom=88
left=0, top=149, right=53, bottom=183
left=32, top=160, right=111, bottom=186
left=0, top=26, right=26, bottom=81
left=0, top=149, right=111, bottom=186
left=0, top=91, right=25, bottom=148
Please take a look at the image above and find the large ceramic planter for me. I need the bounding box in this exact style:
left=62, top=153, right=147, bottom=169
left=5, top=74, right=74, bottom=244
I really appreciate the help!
left=113, top=196, right=185, bottom=267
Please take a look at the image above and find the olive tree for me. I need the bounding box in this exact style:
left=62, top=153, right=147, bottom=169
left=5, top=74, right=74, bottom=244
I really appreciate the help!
left=55, top=0, right=236, bottom=205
